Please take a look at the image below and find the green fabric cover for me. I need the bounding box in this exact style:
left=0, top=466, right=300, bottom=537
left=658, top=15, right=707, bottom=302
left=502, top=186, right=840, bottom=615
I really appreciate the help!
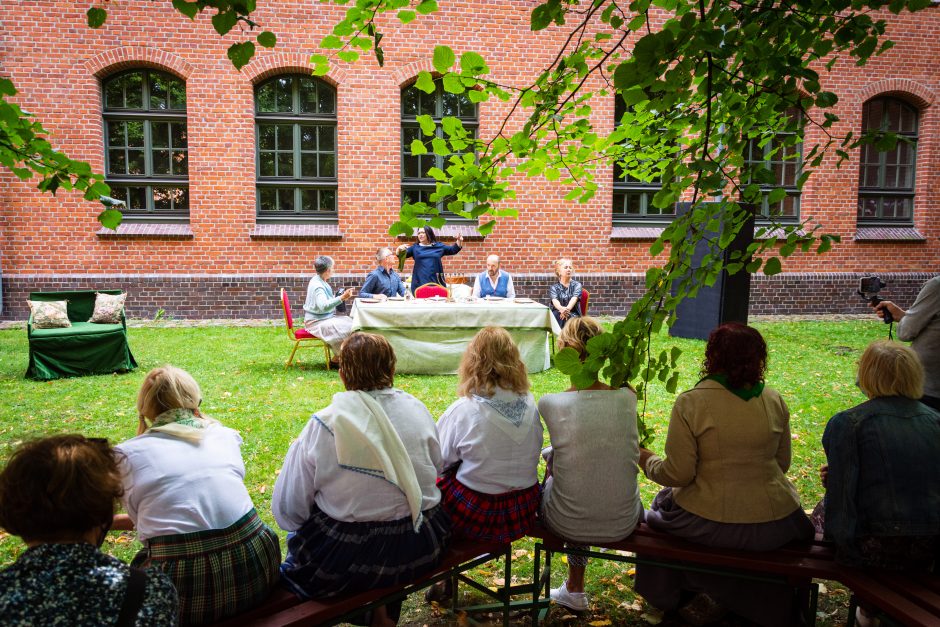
left=26, top=290, right=137, bottom=380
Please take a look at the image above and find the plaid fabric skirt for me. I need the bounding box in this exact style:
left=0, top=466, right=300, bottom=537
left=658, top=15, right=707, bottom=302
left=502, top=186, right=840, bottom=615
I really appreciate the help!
left=280, top=503, right=451, bottom=600
left=438, top=473, right=540, bottom=543
left=132, top=509, right=281, bottom=626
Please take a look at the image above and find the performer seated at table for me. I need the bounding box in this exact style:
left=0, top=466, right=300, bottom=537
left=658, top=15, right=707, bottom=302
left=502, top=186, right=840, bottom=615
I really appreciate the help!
left=471, top=254, right=516, bottom=299
left=273, top=333, right=451, bottom=627
left=305, top=255, right=356, bottom=363
left=549, top=257, right=582, bottom=328
left=396, top=226, right=463, bottom=289
left=360, top=247, right=406, bottom=300
left=539, top=317, right=643, bottom=613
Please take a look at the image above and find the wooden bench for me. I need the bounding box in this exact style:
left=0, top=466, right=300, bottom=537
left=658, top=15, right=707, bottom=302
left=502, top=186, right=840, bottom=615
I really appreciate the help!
left=213, top=539, right=515, bottom=627
left=529, top=522, right=940, bottom=627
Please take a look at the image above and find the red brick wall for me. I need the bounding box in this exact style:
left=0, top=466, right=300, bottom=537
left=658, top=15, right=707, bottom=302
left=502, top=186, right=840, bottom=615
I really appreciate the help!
left=0, top=1, right=937, bottom=311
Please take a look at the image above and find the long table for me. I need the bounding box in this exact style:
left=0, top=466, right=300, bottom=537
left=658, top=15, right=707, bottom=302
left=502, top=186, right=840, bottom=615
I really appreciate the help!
left=350, top=298, right=562, bottom=375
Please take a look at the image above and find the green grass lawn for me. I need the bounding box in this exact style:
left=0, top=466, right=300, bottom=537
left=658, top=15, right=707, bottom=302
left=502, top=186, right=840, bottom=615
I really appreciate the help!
left=0, top=318, right=889, bottom=625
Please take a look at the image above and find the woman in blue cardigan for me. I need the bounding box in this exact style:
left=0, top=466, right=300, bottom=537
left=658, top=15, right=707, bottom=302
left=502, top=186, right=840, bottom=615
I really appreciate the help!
left=396, top=226, right=463, bottom=290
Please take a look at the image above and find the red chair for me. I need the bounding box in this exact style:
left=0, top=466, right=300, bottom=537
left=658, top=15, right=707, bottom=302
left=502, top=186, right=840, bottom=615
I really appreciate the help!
left=281, top=288, right=332, bottom=369
left=414, top=283, right=450, bottom=298
left=579, top=289, right=590, bottom=316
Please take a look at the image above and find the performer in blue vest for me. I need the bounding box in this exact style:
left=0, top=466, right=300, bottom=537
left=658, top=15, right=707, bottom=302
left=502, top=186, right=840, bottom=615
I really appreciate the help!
left=472, top=255, right=516, bottom=299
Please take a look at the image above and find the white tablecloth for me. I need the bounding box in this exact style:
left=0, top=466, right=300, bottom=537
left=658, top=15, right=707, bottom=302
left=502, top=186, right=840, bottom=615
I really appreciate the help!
left=350, top=299, right=561, bottom=374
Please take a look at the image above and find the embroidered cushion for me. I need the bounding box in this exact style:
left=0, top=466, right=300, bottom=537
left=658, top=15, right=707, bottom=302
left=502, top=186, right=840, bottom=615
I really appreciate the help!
left=88, top=292, right=127, bottom=324
left=28, top=300, right=71, bottom=329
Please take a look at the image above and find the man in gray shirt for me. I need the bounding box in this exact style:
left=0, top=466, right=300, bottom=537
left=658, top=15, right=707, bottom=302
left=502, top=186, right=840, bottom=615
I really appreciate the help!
left=875, top=275, right=940, bottom=411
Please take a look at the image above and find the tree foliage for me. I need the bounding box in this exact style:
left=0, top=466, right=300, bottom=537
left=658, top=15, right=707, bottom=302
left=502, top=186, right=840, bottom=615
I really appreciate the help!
left=2, top=0, right=931, bottom=443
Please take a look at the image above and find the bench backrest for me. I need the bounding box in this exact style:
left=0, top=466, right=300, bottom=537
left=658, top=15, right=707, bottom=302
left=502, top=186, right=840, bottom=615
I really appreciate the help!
left=29, top=290, right=124, bottom=323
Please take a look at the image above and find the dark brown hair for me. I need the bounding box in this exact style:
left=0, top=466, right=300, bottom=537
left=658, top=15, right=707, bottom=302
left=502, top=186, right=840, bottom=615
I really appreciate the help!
left=0, top=435, right=123, bottom=543
left=701, top=322, right=767, bottom=389
left=339, top=333, right=396, bottom=391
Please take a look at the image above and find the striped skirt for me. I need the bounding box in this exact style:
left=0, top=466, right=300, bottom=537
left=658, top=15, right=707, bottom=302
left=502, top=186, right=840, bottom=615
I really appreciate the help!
left=438, top=473, right=540, bottom=543
left=279, top=503, right=451, bottom=600
left=132, top=509, right=281, bottom=626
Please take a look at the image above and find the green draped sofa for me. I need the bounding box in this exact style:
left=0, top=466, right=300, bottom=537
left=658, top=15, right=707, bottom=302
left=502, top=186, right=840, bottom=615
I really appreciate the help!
left=26, top=290, right=137, bottom=380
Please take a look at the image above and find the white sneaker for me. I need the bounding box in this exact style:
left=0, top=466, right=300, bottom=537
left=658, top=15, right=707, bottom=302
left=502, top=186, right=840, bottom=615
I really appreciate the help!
left=550, top=581, right=589, bottom=611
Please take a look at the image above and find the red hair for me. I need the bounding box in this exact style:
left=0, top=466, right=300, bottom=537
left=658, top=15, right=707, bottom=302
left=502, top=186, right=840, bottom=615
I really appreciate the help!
left=701, top=322, right=767, bottom=388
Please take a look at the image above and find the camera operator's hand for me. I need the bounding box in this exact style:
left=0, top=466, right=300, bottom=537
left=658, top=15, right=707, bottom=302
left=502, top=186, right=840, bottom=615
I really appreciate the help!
left=638, top=447, right=656, bottom=473
left=819, top=463, right=828, bottom=488
left=873, top=300, right=905, bottom=323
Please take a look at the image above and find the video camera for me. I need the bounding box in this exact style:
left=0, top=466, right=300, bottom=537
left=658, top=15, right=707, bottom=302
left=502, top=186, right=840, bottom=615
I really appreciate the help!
left=858, top=275, right=893, bottom=324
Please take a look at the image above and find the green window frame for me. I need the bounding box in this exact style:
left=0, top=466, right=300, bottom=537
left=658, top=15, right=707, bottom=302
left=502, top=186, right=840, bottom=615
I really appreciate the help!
left=102, top=69, right=189, bottom=221
left=612, top=98, right=673, bottom=225
left=743, top=108, right=803, bottom=222
left=401, top=80, right=477, bottom=222
left=857, top=97, right=918, bottom=225
left=255, top=75, right=337, bottom=222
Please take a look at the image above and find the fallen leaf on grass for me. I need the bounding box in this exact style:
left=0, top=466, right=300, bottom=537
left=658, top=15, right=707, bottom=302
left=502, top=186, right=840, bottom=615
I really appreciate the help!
left=589, top=621, right=612, bottom=626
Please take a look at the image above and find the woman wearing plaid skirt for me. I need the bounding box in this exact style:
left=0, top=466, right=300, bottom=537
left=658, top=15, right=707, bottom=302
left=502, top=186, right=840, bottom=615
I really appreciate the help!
left=273, top=334, right=451, bottom=627
left=115, top=366, right=281, bottom=626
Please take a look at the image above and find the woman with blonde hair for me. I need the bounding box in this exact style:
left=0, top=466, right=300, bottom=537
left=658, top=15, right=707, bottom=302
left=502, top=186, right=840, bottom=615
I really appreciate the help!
left=115, top=366, right=280, bottom=626
left=817, top=340, right=940, bottom=627
left=436, top=327, right=543, bottom=542
left=539, top=317, right=642, bottom=612
left=549, top=258, right=583, bottom=328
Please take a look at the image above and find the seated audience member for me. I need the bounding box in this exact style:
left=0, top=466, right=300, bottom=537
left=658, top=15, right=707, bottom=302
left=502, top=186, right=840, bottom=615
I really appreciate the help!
left=636, top=323, right=813, bottom=627
left=539, top=317, right=642, bottom=612
left=116, top=366, right=280, bottom=626
left=471, top=254, right=516, bottom=298
left=0, top=435, right=178, bottom=625
left=816, top=340, right=940, bottom=627
left=549, top=258, right=582, bottom=328
left=273, top=333, right=451, bottom=627
left=305, top=255, right=357, bottom=363
left=360, top=247, right=406, bottom=300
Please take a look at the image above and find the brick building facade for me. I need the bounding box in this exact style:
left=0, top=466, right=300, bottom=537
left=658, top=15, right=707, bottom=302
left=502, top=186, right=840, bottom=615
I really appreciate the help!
left=0, top=1, right=937, bottom=320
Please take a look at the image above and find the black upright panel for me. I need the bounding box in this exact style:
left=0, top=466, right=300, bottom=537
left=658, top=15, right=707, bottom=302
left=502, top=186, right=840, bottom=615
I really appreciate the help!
left=669, top=202, right=755, bottom=340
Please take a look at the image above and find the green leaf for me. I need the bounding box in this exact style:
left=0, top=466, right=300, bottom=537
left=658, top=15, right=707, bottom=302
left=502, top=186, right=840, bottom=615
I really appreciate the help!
left=409, top=139, right=427, bottom=155
left=460, top=51, right=488, bottom=75
left=227, top=41, right=256, bottom=70
left=416, top=0, right=438, bottom=14
left=257, top=31, right=277, bottom=48
left=337, top=50, right=360, bottom=63
left=442, top=73, right=465, bottom=93
left=554, top=347, right=583, bottom=375
left=309, top=53, right=330, bottom=76
left=416, top=114, right=436, bottom=135
left=414, top=71, right=436, bottom=94
left=321, top=35, right=343, bottom=49
left=433, top=45, right=455, bottom=73
left=398, top=10, right=416, bottom=23
left=172, top=0, right=199, bottom=20
left=212, top=9, right=239, bottom=36
left=97, top=209, right=123, bottom=230
left=431, top=137, right=449, bottom=155
left=86, top=7, right=107, bottom=28
left=467, top=89, right=488, bottom=103
left=763, top=257, right=783, bottom=276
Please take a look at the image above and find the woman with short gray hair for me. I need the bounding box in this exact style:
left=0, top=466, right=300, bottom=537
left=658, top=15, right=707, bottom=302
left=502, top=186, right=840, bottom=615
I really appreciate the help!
left=304, top=255, right=356, bottom=365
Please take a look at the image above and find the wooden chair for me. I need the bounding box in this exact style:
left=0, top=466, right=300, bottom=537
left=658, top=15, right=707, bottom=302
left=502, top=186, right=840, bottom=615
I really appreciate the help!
left=579, top=288, right=590, bottom=315
left=414, top=283, right=450, bottom=298
left=280, top=288, right=332, bottom=369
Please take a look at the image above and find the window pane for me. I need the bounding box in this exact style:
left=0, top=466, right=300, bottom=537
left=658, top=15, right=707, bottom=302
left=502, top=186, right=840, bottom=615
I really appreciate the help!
left=152, top=149, right=170, bottom=175
left=419, top=91, right=435, bottom=117
left=127, top=150, right=145, bottom=175
left=301, top=188, right=316, bottom=212
left=300, top=126, right=316, bottom=150
left=276, top=125, right=293, bottom=150
left=256, top=83, right=276, bottom=112
left=126, top=121, right=144, bottom=147
left=121, top=186, right=147, bottom=211
left=318, top=83, right=335, bottom=114
left=402, top=87, right=420, bottom=115
left=277, top=153, right=293, bottom=176
left=154, top=187, right=173, bottom=210
left=168, top=78, right=186, bottom=110
left=318, top=127, right=335, bottom=152
left=105, top=72, right=145, bottom=110
left=298, top=77, right=319, bottom=113
left=301, top=154, right=318, bottom=177
left=108, top=149, right=126, bottom=175
left=275, top=77, right=293, bottom=112
left=320, top=189, right=336, bottom=211
left=403, top=155, right=421, bottom=179
left=612, top=193, right=626, bottom=216
left=279, top=188, right=295, bottom=212
left=152, top=122, right=169, bottom=148
left=259, top=152, right=275, bottom=177
left=107, top=121, right=126, bottom=147
left=171, top=123, right=187, bottom=148
left=259, top=187, right=276, bottom=212
left=173, top=151, right=188, bottom=176
left=104, top=79, right=125, bottom=109
left=150, top=74, right=169, bottom=110
left=319, top=154, right=335, bottom=177
left=858, top=197, right=879, bottom=218
left=258, top=125, right=276, bottom=150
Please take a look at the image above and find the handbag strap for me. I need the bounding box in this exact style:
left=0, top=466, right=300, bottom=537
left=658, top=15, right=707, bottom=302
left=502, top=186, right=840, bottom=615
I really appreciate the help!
left=115, top=567, right=147, bottom=627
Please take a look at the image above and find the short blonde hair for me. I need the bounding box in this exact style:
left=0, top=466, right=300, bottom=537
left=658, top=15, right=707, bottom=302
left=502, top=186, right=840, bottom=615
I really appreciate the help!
left=857, top=340, right=924, bottom=400
left=137, top=366, right=202, bottom=434
left=457, top=327, right=530, bottom=397
left=558, top=316, right=604, bottom=360
left=553, top=257, right=573, bottom=278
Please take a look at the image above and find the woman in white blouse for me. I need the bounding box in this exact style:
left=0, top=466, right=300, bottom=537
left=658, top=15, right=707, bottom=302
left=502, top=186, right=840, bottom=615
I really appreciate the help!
left=273, top=333, right=450, bottom=627
left=115, top=366, right=280, bottom=626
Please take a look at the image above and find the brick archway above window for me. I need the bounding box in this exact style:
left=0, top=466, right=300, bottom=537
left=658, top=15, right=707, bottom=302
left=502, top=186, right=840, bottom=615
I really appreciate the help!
left=859, top=79, right=935, bottom=109
left=392, top=60, right=437, bottom=88
left=85, top=47, right=193, bottom=80
left=244, top=53, right=347, bottom=87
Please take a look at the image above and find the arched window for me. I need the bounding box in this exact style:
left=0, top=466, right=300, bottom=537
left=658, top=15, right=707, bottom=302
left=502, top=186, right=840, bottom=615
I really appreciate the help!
left=103, top=69, right=188, bottom=219
left=858, top=97, right=918, bottom=224
left=743, top=108, right=803, bottom=221
left=401, top=80, right=477, bottom=219
left=255, top=75, right=337, bottom=221
left=612, top=97, right=672, bottom=224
